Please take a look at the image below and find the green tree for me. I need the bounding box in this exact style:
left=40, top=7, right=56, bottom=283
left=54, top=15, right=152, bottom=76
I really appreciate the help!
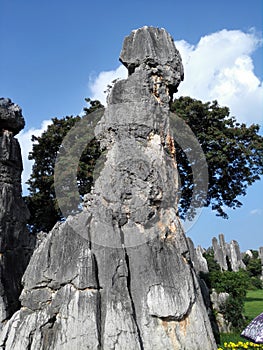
left=170, top=97, right=263, bottom=219
left=209, top=270, right=250, bottom=330
left=25, top=96, right=263, bottom=233
left=25, top=99, right=104, bottom=233
left=242, top=252, right=262, bottom=289
left=246, top=258, right=262, bottom=277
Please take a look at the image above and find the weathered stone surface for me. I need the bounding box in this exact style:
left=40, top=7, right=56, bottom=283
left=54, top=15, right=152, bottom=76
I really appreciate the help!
left=187, top=237, right=209, bottom=273
left=212, top=234, right=245, bottom=272
left=0, top=98, right=25, bottom=135
left=0, top=28, right=216, bottom=349
left=187, top=238, right=219, bottom=343
left=119, top=26, right=184, bottom=96
left=229, top=240, right=246, bottom=271
left=0, top=99, right=34, bottom=325
left=210, top=290, right=231, bottom=333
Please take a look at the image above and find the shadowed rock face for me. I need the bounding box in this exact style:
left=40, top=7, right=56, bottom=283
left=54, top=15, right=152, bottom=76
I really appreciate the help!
left=0, top=27, right=217, bottom=349
left=0, top=98, right=25, bottom=136
left=0, top=99, right=33, bottom=325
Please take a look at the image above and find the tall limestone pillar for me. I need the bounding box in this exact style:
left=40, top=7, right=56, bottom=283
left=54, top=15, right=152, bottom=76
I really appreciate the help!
left=0, top=28, right=217, bottom=349
left=0, top=98, right=33, bottom=324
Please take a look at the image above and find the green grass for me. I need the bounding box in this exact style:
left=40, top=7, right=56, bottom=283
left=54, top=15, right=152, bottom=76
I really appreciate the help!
left=218, top=289, right=263, bottom=347
left=219, top=332, right=246, bottom=344
left=244, top=289, right=263, bottom=322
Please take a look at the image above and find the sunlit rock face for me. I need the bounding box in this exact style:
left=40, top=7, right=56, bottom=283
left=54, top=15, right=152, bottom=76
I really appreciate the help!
left=0, top=27, right=217, bottom=349
left=212, top=233, right=246, bottom=272
left=0, top=98, right=33, bottom=325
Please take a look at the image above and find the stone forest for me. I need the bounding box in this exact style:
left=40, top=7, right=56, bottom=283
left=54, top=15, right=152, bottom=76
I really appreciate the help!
left=0, top=27, right=262, bottom=349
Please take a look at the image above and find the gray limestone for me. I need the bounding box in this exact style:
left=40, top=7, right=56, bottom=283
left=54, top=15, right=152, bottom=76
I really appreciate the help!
left=210, top=290, right=231, bottom=333
left=212, top=234, right=245, bottom=272
left=0, top=27, right=216, bottom=349
left=187, top=237, right=209, bottom=273
left=0, top=98, right=25, bottom=136
left=0, top=98, right=33, bottom=325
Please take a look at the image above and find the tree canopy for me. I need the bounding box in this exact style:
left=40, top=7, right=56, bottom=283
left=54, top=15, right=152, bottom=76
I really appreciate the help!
left=24, top=99, right=103, bottom=233
left=170, top=97, right=263, bottom=219
left=24, top=96, right=263, bottom=233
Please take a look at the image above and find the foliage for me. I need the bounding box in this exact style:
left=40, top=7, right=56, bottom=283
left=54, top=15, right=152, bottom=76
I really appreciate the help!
left=242, top=252, right=262, bottom=289
left=247, top=259, right=262, bottom=278
left=217, top=290, right=263, bottom=348
left=170, top=97, right=263, bottom=219
left=24, top=99, right=104, bottom=233
left=25, top=96, right=263, bottom=233
left=249, top=277, right=262, bottom=290
left=210, top=270, right=249, bottom=299
left=220, top=295, right=247, bottom=330
left=200, top=249, right=221, bottom=289
left=204, top=249, right=221, bottom=272
left=203, top=267, right=250, bottom=331
left=210, top=270, right=249, bottom=330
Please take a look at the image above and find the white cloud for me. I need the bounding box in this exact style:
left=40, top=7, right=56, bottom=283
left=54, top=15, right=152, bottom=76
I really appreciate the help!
left=250, top=208, right=262, bottom=215
left=175, top=29, right=263, bottom=125
left=89, top=65, right=127, bottom=105
left=88, top=29, right=263, bottom=125
left=17, top=120, right=52, bottom=194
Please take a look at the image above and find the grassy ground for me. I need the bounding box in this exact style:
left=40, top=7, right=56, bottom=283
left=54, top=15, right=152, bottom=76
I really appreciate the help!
left=244, top=289, right=263, bottom=322
left=218, top=289, right=263, bottom=349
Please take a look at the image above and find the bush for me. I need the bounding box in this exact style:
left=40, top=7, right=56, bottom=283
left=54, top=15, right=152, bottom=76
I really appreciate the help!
left=220, top=295, right=246, bottom=330
left=208, top=270, right=250, bottom=331
left=249, top=277, right=263, bottom=290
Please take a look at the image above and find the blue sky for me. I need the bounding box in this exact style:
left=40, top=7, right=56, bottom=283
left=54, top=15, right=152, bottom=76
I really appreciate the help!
left=1, top=0, right=262, bottom=251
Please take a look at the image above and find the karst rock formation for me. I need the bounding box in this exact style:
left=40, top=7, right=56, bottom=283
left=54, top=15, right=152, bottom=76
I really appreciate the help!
left=0, top=98, right=33, bottom=324
left=0, top=27, right=217, bottom=349
left=212, top=233, right=246, bottom=272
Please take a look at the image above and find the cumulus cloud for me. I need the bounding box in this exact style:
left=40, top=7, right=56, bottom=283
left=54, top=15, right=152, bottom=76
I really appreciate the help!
left=89, top=65, right=127, bottom=105
left=17, top=120, right=52, bottom=194
left=175, top=29, right=263, bottom=124
left=88, top=29, right=263, bottom=125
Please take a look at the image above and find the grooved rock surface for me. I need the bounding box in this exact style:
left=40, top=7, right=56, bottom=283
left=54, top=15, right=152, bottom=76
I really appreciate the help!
left=0, top=99, right=34, bottom=325
left=187, top=237, right=209, bottom=274
left=119, top=26, right=184, bottom=95
left=0, top=27, right=217, bottom=349
left=212, top=234, right=246, bottom=272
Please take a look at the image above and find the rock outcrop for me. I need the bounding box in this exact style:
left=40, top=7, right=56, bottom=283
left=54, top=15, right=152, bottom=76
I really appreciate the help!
left=187, top=237, right=209, bottom=274
left=0, top=27, right=217, bottom=349
left=212, top=233, right=245, bottom=272
left=0, top=98, right=33, bottom=324
left=210, top=290, right=231, bottom=333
